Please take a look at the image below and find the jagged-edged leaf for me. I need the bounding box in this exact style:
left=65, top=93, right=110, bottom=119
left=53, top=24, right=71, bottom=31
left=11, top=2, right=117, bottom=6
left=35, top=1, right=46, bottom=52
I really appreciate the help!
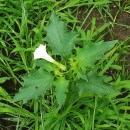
left=45, top=12, right=78, bottom=57
left=13, top=68, right=53, bottom=103
left=76, top=71, right=117, bottom=96
left=76, top=40, right=118, bottom=69
left=54, top=77, right=69, bottom=107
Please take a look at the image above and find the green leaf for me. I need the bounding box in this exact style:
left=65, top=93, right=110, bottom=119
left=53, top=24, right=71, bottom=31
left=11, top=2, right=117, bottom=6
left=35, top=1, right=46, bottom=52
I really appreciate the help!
left=0, top=77, right=10, bottom=84
left=76, top=69, right=88, bottom=82
left=35, top=60, right=55, bottom=72
left=0, top=87, right=12, bottom=100
left=76, top=71, right=117, bottom=96
left=76, top=40, right=118, bottom=69
left=45, top=12, right=78, bottom=57
left=118, top=80, right=130, bottom=89
left=13, top=68, right=53, bottom=103
left=54, top=77, right=69, bottom=107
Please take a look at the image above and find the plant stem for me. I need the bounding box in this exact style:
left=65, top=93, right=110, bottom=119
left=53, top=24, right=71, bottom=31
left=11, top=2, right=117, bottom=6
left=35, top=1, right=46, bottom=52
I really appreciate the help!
left=54, top=60, right=66, bottom=71
left=40, top=98, right=44, bottom=130
left=92, top=96, right=98, bottom=130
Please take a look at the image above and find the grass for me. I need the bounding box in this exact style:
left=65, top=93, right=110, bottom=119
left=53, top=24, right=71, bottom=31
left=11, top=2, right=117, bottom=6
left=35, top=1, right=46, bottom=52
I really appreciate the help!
left=0, top=0, right=130, bottom=130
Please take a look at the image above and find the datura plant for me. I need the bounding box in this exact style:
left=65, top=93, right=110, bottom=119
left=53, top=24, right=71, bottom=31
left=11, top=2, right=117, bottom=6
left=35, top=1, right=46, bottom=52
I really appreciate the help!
left=13, top=12, right=118, bottom=108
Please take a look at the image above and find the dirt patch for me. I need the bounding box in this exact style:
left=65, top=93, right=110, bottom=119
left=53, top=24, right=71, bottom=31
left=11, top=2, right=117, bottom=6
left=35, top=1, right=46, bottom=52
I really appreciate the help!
left=77, top=7, right=104, bottom=31
left=0, top=118, right=16, bottom=130
left=112, top=11, right=130, bottom=41
left=77, top=4, right=130, bottom=41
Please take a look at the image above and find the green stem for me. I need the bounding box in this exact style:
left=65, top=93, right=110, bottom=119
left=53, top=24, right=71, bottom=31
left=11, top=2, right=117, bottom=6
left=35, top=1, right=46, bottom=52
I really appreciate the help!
left=92, top=96, right=98, bottom=130
left=40, top=98, right=44, bottom=130
left=54, top=60, right=66, bottom=71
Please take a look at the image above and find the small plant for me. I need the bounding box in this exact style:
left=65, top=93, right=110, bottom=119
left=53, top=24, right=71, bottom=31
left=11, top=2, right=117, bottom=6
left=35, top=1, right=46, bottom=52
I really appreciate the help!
left=13, top=12, right=118, bottom=106
left=8, top=12, right=119, bottom=129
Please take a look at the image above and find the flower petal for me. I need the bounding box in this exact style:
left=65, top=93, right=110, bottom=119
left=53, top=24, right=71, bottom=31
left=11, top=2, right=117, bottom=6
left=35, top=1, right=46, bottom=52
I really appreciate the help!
left=34, top=44, right=54, bottom=62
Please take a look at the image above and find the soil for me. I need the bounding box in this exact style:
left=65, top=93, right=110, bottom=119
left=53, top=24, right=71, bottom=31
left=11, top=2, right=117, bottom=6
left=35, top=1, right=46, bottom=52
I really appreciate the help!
left=0, top=119, right=16, bottom=130
left=77, top=4, right=130, bottom=40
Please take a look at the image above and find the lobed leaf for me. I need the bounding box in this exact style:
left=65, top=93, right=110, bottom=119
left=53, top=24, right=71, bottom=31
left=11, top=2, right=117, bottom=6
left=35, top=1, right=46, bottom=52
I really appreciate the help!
left=13, top=68, right=53, bottom=103
left=45, top=12, right=78, bottom=57
left=76, top=40, right=118, bottom=69
left=76, top=71, right=117, bottom=96
left=54, top=77, right=69, bottom=107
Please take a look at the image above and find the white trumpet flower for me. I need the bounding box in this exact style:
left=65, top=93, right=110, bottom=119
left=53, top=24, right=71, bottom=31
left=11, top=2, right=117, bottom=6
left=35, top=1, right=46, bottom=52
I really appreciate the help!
left=34, top=44, right=66, bottom=71
left=34, top=44, right=54, bottom=62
